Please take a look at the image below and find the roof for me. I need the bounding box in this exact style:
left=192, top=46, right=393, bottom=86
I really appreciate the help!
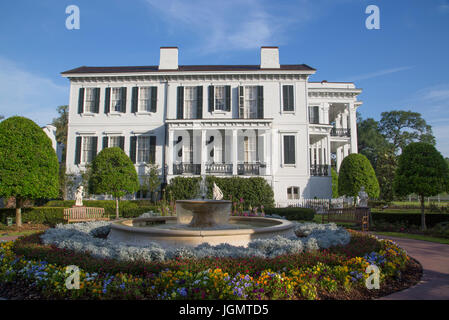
left=61, top=64, right=316, bottom=75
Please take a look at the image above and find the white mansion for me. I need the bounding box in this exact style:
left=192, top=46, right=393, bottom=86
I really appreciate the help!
left=62, top=47, right=361, bottom=205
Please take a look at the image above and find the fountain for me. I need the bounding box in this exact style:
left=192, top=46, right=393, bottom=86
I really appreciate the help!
left=108, top=176, right=295, bottom=248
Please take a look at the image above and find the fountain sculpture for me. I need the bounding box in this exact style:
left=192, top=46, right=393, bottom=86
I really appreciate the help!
left=108, top=176, right=295, bottom=248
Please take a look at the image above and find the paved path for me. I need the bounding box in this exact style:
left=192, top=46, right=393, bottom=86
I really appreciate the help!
left=0, top=235, right=19, bottom=242
left=375, top=234, right=449, bottom=300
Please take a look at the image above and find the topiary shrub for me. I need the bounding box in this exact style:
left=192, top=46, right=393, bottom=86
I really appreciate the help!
left=165, top=176, right=202, bottom=201
left=338, top=153, right=380, bottom=199
left=0, top=116, right=59, bottom=226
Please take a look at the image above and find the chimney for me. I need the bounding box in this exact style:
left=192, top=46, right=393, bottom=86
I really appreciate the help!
left=159, top=47, right=178, bottom=70
left=260, top=46, right=280, bottom=69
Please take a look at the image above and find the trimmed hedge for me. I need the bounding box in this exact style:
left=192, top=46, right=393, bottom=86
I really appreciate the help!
left=372, top=212, right=449, bottom=228
left=264, top=207, right=315, bottom=221
left=165, top=176, right=275, bottom=210
left=0, top=207, right=66, bottom=226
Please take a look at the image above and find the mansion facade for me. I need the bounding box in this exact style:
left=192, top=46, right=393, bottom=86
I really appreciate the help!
left=62, top=47, right=361, bottom=205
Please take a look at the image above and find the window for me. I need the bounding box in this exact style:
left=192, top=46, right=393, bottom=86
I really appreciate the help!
left=214, top=86, right=226, bottom=111
left=139, top=87, right=152, bottom=112
left=309, top=106, right=320, bottom=124
left=82, top=137, right=95, bottom=163
left=111, top=87, right=124, bottom=112
left=184, top=87, right=198, bottom=119
left=244, top=136, right=256, bottom=163
left=287, top=187, right=300, bottom=200
left=137, top=136, right=150, bottom=163
left=84, top=88, right=96, bottom=113
left=283, top=135, right=296, bottom=165
left=282, top=85, right=294, bottom=112
left=244, top=86, right=258, bottom=119
left=109, top=136, right=121, bottom=148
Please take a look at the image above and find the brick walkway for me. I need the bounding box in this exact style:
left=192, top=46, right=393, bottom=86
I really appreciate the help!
left=375, top=234, right=449, bottom=300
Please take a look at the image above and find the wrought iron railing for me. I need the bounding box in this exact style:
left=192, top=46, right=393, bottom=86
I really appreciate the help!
left=173, top=163, right=201, bottom=175
left=310, top=164, right=329, bottom=176
left=238, top=163, right=261, bottom=175
left=330, top=128, right=351, bottom=137
left=205, top=163, right=233, bottom=175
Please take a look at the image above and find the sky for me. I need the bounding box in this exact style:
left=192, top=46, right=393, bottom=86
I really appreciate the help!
left=0, top=0, right=448, bottom=156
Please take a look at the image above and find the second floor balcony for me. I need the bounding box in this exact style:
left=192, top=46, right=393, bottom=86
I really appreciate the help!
left=310, top=164, right=329, bottom=176
left=330, top=127, right=351, bottom=137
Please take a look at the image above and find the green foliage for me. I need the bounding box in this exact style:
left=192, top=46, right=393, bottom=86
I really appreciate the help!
left=88, top=147, right=139, bottom=198
left=338, top=153, right=380, bottom=199
left=51, top=105, right=68, bottom=162
left=165, top=176, right=275, bottom=209
left=376, top=149, right=397, bottom=202
left=379, top=110, right=435, bottom=154
left=357, top=117, right=390, bottom=169
left=142, top=163, right=162, bottom=201
left=0, top=116, right=59, bottom=200
left=394, top=143, right=449, bottom=198
left=0, top=207, right=66, bottom=226
left=331, top=168, right=339, bottom=198
left=372, top=212, right=449, bottom=228
left=264, top=207, right=315, bottom=221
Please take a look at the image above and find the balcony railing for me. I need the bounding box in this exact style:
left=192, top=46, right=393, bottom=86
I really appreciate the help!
left=205, top=163, right=233, bottom=175
left=173, top=163, right=201, bottom=175
left=330, top=128, right=351, bottom=137
left=310, top=164, right=329, bottom=176
left=238, top=163, right=262, bottom=175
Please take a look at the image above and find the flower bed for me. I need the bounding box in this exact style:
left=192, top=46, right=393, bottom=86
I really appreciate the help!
left=0, top=226, right=421, bottom=300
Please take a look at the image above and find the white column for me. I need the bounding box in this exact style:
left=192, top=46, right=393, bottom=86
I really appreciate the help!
left=320, top=140, right=325, bottom=166
left=336, top=146, right=342, bottom=171
left=349, top=102, right=358, bottom=153
left=201, top=129, right=206, bottom=175
left=323, top=103, right=330, bottom=124
left=342, top=110, right=348, bottom=129
left=232, top=129, right=238, bottom=175
left=168, top=129, right=174, bottom=175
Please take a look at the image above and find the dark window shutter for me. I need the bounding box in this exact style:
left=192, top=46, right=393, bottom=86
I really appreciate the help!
left=121, top=87, right=127, bottom=113
left=75, top=136, right=82, bottom=164
left=150, top=86, right=157, bottom=112
left=131, top=87, right=138, bottom=113
left=78, top=88, right=85, bottom=114
left=104, top=88, right=111, bottom=113
left=197, top=86, right=203, bottom=119
left=119, top=136, right=125, bottom=151
left=91, top=137, right=98, bottom=162
left=149, top=136, right=156, bottom=164
left=102, top=136, right=108, bottom=149
left=284, top=135, right=295, bottom=165
left=257, top=86, right=264, bottom=119
left=282, top=85, right=288, bottom=111
left=177, top=86, right=184, bottom=119
left=208, top=85, right=214, bottom=112
left=94, top=88, right=100, bottom=113
left=130, top=136, right=137, bottom=163
left=238, top=86, right=244, bottom=119
left=225, top=85, right=231, bottom=112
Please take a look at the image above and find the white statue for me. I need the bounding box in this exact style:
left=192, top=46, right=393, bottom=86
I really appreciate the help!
left=75, top=186, right=84, bottom=206
left=212, top=182, right=223, bottom=200
left=358, top=186, right=369, bottom=207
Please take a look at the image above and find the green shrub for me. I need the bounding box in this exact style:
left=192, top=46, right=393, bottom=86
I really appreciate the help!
left=264, top=207, right=315, bottom=221
left=338, top=154, right=380, bottom=199
left=0, top=207, right=66, bottom=226
left=372, top=212, right=449, bottom=228
left=165, top=176, right=202, bottom=201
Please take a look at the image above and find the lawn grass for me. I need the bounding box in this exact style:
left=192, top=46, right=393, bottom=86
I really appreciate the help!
left=374, top=231, right=449, bottom=245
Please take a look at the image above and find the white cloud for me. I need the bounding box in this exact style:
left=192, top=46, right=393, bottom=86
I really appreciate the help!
left=346, top=66, right=414, bottom=82
left=144, top=0, right=320, bottom=53
left=0, top=56, right=68, bottom=126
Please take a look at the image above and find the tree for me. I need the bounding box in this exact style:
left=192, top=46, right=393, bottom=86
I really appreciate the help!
left=394, top=143, right=449, bottom=230
left=331, top=168, right=339, bottom=198
left=88, top=147, right=139, bottom=219
left=0, top=116, right=59, bottom=226
left=357, top=117, right=390, bottom=169
left=375, top=148, right=397, bottom=202
left=379, top=110, right=435, bottom=155
left=338, top=153, right=380, bottom=200
left=0, top=115, right=4, bottom=121
left=143, top=163, right=161, bottom=202
left=51, top=105, right=68, bottom=161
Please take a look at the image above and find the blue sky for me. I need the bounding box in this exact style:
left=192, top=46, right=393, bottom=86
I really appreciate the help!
left=1, top=0, right=449, bottom=156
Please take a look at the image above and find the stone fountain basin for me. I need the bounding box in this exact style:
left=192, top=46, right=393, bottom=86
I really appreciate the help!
left=176, top=199, right=232, bottom=227
left=108, top=216, right=295, bottom=248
